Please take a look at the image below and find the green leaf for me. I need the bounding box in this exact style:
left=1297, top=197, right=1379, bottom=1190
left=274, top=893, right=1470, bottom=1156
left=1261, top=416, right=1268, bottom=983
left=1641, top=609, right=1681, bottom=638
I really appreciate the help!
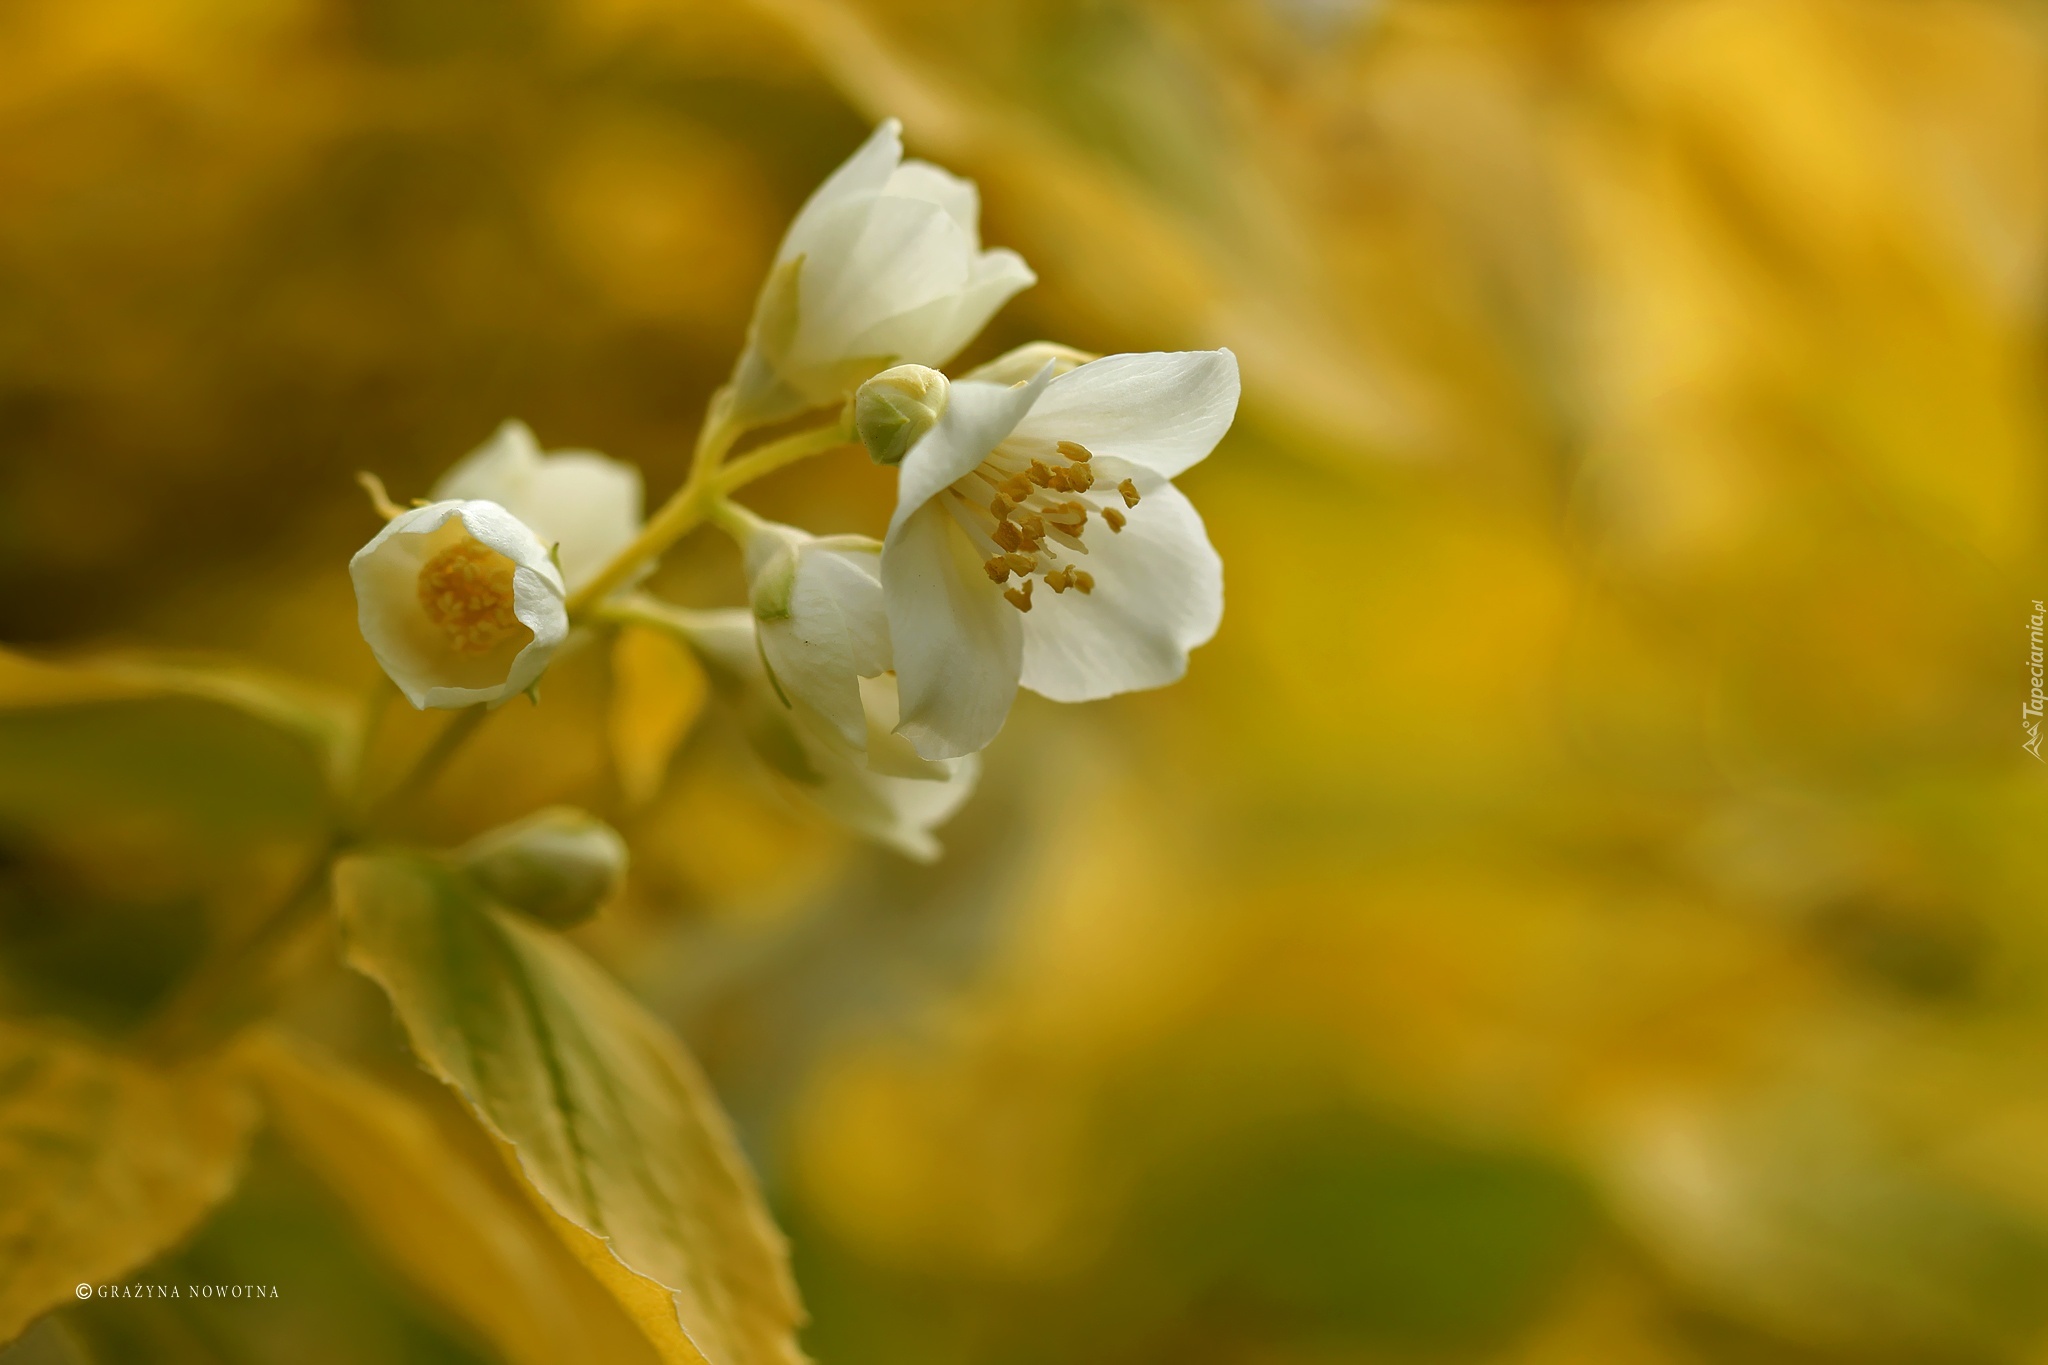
left=0, top=1022, right=258, bottom=1345
left=331, top=851, right=805, bottom=1365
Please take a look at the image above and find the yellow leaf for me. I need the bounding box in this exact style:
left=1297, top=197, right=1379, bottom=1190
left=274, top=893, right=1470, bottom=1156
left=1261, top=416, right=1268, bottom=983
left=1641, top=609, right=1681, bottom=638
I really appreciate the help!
left=610, top=624, right=710, bottom=809
left=0, top=1022, right=257, bottom=1345
left=334, top=851, right=806, bottom=1365
left=242, top=1032, right=664, bottom=1365
left=0, top=646, right=357, bottom=793
left=513, top=1175, right=717, bottom=1365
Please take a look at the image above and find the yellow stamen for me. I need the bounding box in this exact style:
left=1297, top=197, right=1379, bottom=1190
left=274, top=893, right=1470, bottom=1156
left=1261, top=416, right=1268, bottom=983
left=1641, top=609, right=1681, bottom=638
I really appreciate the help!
left=1027, top=461, right=1055, bottom=487
left=1069, top=464, right=1095, bottom=492
left=1103, top=506, right=1127, bottom=533
left=1004, top=552, right=1037, bottom=574
left=992, top=520, right=1023, bottom=552
left=983, top=557, right=1011, bottom=583
left=417, top=538, right=527, bottom=655
left=356, top=471, right=406, bottom=521
left=1072, top=569, right=1095, bottom=594
left=1047, top=568, right=1071, bottom=593
left=989, top=494, right=1012, bottom=519
left=1056, top=441, right=1092, bottom=463
left=1004, top=582, right=1033, bottom=613
left=1119, top=479, right=1141, bottom=508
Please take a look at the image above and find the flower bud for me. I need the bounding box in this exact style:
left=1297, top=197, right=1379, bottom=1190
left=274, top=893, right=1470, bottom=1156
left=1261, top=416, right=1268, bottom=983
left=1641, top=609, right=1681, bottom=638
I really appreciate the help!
left=854, top=365, right=950, bottom=466
left=727, top=120, right=1033, bottom=426
left=458, top=807, right=627, bottom=928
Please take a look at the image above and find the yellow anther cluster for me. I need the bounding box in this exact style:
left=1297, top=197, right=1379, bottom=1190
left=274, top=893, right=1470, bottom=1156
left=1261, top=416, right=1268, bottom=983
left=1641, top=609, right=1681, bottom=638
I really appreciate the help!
left=418, top=538, right=526, bottom=654
left=961, top=438, right=1126, bottom=612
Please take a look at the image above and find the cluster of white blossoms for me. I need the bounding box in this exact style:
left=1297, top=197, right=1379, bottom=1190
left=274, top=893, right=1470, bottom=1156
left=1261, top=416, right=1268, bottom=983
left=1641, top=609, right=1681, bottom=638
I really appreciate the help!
left=351, top=120, right=1237, bottom=859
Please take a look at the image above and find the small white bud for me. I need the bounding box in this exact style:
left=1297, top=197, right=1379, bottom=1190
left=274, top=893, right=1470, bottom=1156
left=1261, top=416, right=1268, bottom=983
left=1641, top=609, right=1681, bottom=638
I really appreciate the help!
left=854, top=365, right=950, bottom=466
left=459, top=807, right=627, bottom=927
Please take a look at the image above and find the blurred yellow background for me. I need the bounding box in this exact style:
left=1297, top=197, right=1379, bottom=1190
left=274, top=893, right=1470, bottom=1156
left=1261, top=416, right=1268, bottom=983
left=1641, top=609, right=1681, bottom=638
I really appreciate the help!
left=5, top=0, right=2048, bottom=1361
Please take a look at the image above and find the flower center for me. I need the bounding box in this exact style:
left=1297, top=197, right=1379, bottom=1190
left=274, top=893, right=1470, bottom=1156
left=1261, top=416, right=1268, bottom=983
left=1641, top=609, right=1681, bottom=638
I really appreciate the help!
left=946, top=440, right=1141, bottom=613
left=417, top=538, right=528, bottom=654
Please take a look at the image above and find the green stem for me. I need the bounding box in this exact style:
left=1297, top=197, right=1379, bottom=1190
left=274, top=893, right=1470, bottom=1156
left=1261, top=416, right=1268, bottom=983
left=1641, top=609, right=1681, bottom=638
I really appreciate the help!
left=565, top=409, right=850, bottom=618
left=139, top=401, right=856, bottom=1059
left=139, top=832, right=347, bottom=1059
left=707, top=416, right=852, bottom=497
left=357, top=703, right=490, bottom=830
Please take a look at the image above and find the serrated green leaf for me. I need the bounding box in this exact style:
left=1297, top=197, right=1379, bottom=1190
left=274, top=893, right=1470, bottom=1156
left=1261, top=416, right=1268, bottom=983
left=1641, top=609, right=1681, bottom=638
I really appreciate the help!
left=0, top=1022, right=258, bottom=1345
left=331, top=851, right=805, bottom=1365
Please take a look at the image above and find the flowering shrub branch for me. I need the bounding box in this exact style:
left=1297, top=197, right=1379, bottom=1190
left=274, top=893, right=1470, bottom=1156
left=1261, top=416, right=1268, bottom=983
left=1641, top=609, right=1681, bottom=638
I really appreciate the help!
left=0, top=116, right=1237, bottom=1362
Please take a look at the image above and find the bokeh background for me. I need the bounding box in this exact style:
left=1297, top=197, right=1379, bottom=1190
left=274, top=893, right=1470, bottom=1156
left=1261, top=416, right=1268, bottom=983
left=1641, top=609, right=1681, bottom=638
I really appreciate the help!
left=5, top=0, right=2048, bottom=1361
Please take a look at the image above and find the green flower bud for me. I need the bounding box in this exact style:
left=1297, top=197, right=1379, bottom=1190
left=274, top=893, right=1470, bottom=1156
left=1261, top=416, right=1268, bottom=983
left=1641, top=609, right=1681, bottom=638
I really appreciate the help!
left=459, top=807, right=627, bottom=928
left=854, top=364, right=950, bottom=466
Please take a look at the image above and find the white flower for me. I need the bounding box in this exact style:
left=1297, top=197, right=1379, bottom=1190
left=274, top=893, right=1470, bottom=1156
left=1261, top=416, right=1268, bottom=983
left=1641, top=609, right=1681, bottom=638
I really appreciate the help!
left=730, top=119, right=1035, bottom=424
left=731, top=509, right=892, bottom=754
left=649, top=606, right=977, bottom=862
left=882, top=349, right=1239, bottom=759
left=351, top=501, right=567, bottom=709
left=432, top=420, right=643, bottom=595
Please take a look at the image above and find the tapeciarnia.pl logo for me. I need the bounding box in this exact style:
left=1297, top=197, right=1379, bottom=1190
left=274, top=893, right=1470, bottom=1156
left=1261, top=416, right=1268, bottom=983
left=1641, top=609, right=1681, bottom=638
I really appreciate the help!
left=2027, top=599, right=2045, bottom=761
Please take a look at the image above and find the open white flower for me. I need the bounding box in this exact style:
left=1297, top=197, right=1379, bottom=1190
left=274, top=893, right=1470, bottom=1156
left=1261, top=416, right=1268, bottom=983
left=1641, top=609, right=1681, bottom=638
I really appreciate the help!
left=730, top=119, right=1035, bottom=424
left=647, top=606, right=976, bottom=861
left=729, top=508, right=892, bottom=754
left=351, top=501, right=568, bottom=709
left=432, top=420, right=642, bottom=595
left=883, top=349, right=1239, bottom=759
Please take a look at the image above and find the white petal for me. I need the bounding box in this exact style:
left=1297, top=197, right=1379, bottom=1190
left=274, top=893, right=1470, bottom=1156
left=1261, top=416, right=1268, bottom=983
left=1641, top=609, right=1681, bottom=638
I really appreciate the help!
left=849, top=247, right=1035, bottom=373
left=883, top=502, right=1022, bottom=759
left=758, top=545, right=883, bottom=752
left=508, top=454, right=641, bottom=593
left=886, top=159, right=981, bottom=237
left=633, top=604, right=977, bottom=859
left=813, top=541, right=891, bottom=677
left=1011, top=349, right=1240, bottom=478
left=858, top=686, right=954, bottom=781
left=433, top=419, right=542, bottom=501
left=887, top=369, right=1053, bottom=541
left=791, top=196, right=971, bottom=368
left=802, top=737, right=978, bottom=863
left=799, top=674, right=978, bottom=861
left=778, top=119, right=903, bottom=264
left=434, top=422, right=643, bottom=593
left=1018, top=470, right=1222, bottom=703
